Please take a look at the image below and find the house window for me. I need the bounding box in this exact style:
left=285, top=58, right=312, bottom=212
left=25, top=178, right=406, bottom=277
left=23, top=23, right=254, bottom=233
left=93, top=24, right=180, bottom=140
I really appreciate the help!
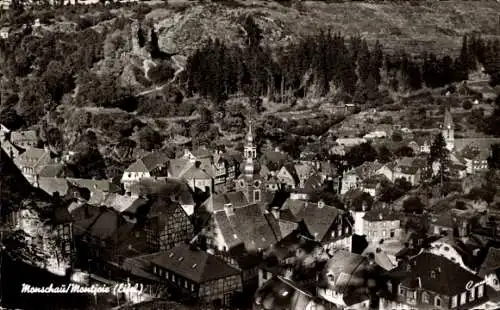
left=153, top=266, right=157, bottom=274
left=451, top=295, right=458, bottom=308
left=390, top=230, right=395, bottom=238
left=184, top=280, right=188, bottom=289
left=494, top=279, right=499, bottom=285
left=172, top=274, right=175, bottom=281
left=399, top=286, right=405, bottom=296
left=422, top=292, right=429, bottom=303
left=460, top=292, right=466, bottom=305
left=262, top=271, right=268, bottom=280
left=191, top=284, right=195, bottom=292
left=254, top=190, right=261, bottom=202
left=469, top=288, right=475, bottom=301
left=435, top=297, right=441, bottom=307
left=444, top=246, right=450, bottom=251
left=478, top=285, right=484, bottom=298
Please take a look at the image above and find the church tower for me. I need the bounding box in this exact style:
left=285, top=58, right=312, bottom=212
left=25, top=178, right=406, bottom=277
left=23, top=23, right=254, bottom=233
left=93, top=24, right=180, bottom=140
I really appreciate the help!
left=243, top=121, right=257, bottom=178
left=442, top=108, right=454, bottom=151
left=236, top=121, right=263, bottom=205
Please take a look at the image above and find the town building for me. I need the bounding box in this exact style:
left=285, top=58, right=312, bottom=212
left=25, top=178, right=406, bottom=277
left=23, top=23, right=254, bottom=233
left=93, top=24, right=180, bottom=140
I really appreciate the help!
left=317, top=250, right=373, bottom=310
left=149, top=244, right=243, bottom=305
left=13, top=147, right=56, bottom=185
left=382, top=252, right=487, bottom=310
left=10, top=130, right=38, bottom=149
left=478, top=247, right=500, bottom=291
left=207, top=202, right=279, bottom=253
left=362, top=208, right=401, bottom=243
left=340, top=161, right=392, bottom=195
left=442, top=108, right=455, bottom=151
left=121, top=151, right=170, bottom=193
left=278, top=199, right=353, bottom=252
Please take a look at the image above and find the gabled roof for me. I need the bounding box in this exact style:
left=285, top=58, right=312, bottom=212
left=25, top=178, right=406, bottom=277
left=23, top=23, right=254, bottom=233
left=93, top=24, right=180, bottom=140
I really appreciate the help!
left=150, top=244, right=240, bottom=283
left=353, top=161, right=384, bottom=180
left=11, top=130, right=38, bottom=143
left=129, top=178, right=195, bottom=207
left=303, top=173, right=323, bottom=192
left=213, top=203, right=279, bottom=252
left=294, top=163, right=313, bottom=179
left=280, top=163, right=300, bottom=185
left=67, top=178, right=120, bottom=194
left=74, top=208, right=134, bottom=241
left=167, top=158, right=192, bottom=178
left=324, top=250, right=367, bottom=286
left=209, top=191, right=249, bottom=212
left=394, top=252, right=482, bottom=296
left=15, top=147, right=54, bottom=170
left=38, top=164, right=65, bottom=178
left=180, top=164, right=212, bottom=180
left=125, top=151, right=170, bottom=173
left=361, top=244, right=396, bottom=271
left=284, top=200, right=343, bottom=242
left=103, top=194, right=148, bottom=214
left=478, top=247, right=500, bottom=277
left=37, top=177, right=71, bottom=196
left=363, top=208, right=400, bottom=222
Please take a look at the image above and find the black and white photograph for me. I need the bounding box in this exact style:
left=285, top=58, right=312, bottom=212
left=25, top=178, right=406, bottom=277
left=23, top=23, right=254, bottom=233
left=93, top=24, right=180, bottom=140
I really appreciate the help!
left=0, top=0, right=500, bottom=309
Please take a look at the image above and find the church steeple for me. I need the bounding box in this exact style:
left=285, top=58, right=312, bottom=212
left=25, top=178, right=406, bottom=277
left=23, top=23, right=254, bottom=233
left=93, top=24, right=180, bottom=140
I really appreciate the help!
left=243, top=121, right=258, bottom=178
left=442, top=108, right=454, bottom=151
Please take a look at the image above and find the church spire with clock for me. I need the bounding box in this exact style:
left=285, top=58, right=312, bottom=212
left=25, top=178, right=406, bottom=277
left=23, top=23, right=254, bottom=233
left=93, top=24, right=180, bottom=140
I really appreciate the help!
left=243, top=121, right=258, bottom=179
left=236, top=121, right=263, bottom=204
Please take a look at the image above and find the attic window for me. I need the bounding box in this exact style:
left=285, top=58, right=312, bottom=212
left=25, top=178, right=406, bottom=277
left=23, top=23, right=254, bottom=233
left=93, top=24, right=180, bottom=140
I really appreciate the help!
left=192, top=264, right=197, bottom=269
left=178, top=257, right=184, bottom=262
left=168, top=253, right=174, bottom=258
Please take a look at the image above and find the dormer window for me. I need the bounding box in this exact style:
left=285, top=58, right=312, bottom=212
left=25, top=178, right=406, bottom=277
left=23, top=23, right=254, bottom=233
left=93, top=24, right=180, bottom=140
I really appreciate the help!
left=435, top=297, right=441, bottom=307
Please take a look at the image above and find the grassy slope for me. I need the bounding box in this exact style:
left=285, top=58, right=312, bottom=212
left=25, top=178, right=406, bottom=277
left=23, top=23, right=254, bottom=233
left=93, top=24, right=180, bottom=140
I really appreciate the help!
left=147, top=0, right=500, bottom=57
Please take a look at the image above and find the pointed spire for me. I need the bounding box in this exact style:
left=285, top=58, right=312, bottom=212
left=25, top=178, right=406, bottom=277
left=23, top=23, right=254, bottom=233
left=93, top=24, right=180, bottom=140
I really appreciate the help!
left=443, top=108, right=454, bottom=130
left=246, top=120, right=254, bottom=145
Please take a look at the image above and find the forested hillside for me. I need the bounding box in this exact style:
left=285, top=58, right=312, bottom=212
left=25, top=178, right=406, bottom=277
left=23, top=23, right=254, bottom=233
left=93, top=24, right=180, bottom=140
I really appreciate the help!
left=0, top=0, right=499, bottom=179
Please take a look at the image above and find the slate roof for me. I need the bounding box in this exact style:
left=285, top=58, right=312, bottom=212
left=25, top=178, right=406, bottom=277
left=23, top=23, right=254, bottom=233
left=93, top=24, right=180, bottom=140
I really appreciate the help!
left=38, top=164, right=65, bottom=178
left=37, top=177, right=71, bottom=196
left=395, top=252, right=482, bottom=296
left=209, top=191, right=249, bottom=212
left=129, top=178, right=195, bottom=207
left=430, top=212, right=455, bottom=228
left=167, top=159, right=192, bottom=178
left=303, top=174, right=323, bottom=193
left=14, top=147, right=54, bottom=170
left=125, top=151, right=170, bottom=173
left=181, top=164, right=212, bottom=180
left=283, top=200, right=343, bottom=242
left=213, top=203, right=279, bottom=251
left=362, top=245, right=396, bottom=271
left=353, top=161, right=384, bottom=180
left=254, top=275, right=315, bottom=310
left=478, top=247, right=500, bottom=277
left=363, top=208, right=400, bottom=222
left=103, top=193, right=148, bottom=213
left=11, top=130, right=38, bottom=144
left=74, top=208, right=134, bottom=241
left=150, top=244, right=240, bottom=283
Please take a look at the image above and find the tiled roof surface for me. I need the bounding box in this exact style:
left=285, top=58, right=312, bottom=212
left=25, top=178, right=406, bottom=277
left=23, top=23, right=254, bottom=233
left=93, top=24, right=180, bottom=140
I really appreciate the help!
left=214, top=203, right=278, bottom=251
left=103, top=194, right=148, bottom=213
left=150, top=244, right=240, bottom=283
left=395, top=252, right=482, bottom=296
left=479, top=247, right=500, bottom=277
left=37, top=177, right=71, bottom=196
left=285, top=200, right=342, bottom=242
left=167, top=159, right=192, bottom=178
left=363, top=208, right=400, bottom=222
left=125, top=151, right=170, bottom=173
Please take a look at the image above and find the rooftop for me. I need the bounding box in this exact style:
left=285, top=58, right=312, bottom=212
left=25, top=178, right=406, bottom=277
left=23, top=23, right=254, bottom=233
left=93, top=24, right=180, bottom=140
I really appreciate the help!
left=150, top=244, right=240, bottom=283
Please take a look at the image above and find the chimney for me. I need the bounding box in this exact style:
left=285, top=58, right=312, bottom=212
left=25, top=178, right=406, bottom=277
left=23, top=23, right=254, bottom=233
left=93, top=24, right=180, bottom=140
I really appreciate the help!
left=271, top=206, right=280, bottom=219
left=224, top=203, right=234, bottom=216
